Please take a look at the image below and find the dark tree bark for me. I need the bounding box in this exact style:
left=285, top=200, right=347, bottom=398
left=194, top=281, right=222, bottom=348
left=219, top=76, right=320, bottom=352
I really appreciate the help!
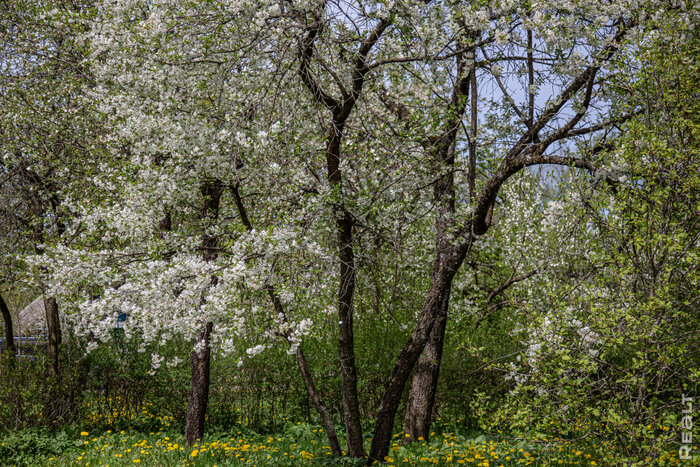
left=404, top=267, right=538, bottom=441
left=327, top=124, right=365, bottom=458
left=370, top=22, right=632, bottom=463
left=388, top=34, right=478, bottom=442
left=367, top=244, right=468, bottom=464
left=42, top=295, right=63, bottom=423
left=392, top=28, right=626, bottom=460
left=296, top=345, right=343, bottom=456
left=404, top=41, right=480, bottom=442
left=185, top=180, right=223, bottom=446
left=185, top=321, right=213, bottom=446
left=44, top=296, right=61, bottom=379
left=32, top=206, right=63, bottom=382
left=368, top=112, right=471, bottom=459
left=298, top=11, right=391, bottom=458
left=403, top=297, right=449, bottom=442
left=294, top=8, right=633, bottom=464
left=0, top=292, right=16, bottom=365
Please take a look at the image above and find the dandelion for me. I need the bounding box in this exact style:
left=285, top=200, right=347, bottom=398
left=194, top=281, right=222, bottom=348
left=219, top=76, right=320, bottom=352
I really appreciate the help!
left=191, top=449, right=199, bottom=457
left=81, top=432, right=89, bottom=436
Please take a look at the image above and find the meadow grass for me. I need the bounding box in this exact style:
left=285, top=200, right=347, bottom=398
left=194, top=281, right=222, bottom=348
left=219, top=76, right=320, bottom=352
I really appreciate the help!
left=1, top=418, right=692, bottom=466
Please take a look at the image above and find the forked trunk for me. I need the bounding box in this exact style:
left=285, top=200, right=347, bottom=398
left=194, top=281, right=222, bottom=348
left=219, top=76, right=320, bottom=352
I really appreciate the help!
left=185, top=321, right=213, bottom=446
left=367, top=243, right=466, bottom=464
left=403, top=299, right=449, bottom=442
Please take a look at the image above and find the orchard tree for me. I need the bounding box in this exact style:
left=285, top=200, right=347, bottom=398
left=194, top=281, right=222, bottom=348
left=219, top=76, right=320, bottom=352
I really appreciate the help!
left=285, top=1, right=670, bottom=461
left=48, top=0, right=348, bottom=448
left=0, top=0, right=100, bottom=400
left=42, top=0, right=683, bottom=461
left=424, top=168, right=589, bottom=427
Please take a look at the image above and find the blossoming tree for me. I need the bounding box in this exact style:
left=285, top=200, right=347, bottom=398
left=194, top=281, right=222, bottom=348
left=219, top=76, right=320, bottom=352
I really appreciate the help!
left=36, top=0, right=687, bottom=461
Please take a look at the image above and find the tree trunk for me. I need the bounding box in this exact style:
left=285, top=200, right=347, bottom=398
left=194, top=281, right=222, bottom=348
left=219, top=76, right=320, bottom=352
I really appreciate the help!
left=44, top=296, right=61, bottom=379
left=184, top=180, right=222, bottom=446
left=336, top=212, right=364, bottom=457
left=328, top=126, right=364, bottom=458
left=185, top=321, right=213, bottom=446
left=0, top=292, right=15, bottom=366
left=368, top=38, right=479, bottom=463
left=367, top=242, right=467, bottom=464
left=296, top=346, right=343, bottom=456
left=41, top=295, right=64, bottom=422
left=403, top=298, right=449, bottom=442
left=298, top=16, right=394, bottom=458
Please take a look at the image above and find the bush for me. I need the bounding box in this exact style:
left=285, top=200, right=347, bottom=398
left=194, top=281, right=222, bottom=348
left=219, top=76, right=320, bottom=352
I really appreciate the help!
left=0, top=427, right=73, bottom=466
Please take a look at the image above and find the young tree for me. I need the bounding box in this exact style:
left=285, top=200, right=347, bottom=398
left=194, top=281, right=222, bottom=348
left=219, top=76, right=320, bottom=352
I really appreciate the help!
left=49, top=0, right=345, bottom=446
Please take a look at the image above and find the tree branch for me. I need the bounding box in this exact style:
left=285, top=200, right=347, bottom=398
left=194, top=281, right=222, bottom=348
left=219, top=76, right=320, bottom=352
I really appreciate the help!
left=470, top=21, right=634, bottom=236
left=298, top=11, right=340, bottom=111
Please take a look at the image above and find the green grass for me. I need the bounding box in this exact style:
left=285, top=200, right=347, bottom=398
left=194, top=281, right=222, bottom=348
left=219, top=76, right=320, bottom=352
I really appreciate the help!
left=0, top=420, right=692, bottom=466
left=2, top=424, right=690, bottom=466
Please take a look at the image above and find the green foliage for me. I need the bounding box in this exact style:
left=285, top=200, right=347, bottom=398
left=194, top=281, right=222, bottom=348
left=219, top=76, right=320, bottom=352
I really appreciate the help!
left=0, top=339, right=87, bottom=431
left=77, top=336, right=189, bottom=433
left=0, top=359, right=46, bottom=430
left=477, top=12, right=700, bottom=465
left=0, top=422, right=628, bottom=466
left=1, top=2, right=698, bottom=466
left=0, top=428, right=72, bottom=466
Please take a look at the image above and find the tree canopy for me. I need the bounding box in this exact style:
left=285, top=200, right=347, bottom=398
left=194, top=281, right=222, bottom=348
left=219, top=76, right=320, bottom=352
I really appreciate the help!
left=1, top=0, right=698, bottom=464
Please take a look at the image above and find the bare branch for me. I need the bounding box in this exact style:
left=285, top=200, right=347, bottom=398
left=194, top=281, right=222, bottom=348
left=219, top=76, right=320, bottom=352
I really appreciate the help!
left=298, top=14, right=340, bottom=111
left=470, top=21, right=635, bottom=236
